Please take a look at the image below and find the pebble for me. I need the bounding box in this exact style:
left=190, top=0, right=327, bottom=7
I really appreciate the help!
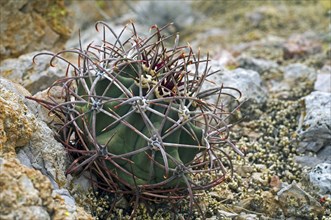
left=309, top=163, right=331, bottom=195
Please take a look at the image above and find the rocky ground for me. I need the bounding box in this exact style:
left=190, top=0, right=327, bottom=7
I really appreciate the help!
left=1, top=0, right=330, bottom=219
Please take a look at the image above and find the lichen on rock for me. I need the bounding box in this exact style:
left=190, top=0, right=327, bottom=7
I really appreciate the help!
left=0, top=77, right=93, bottom=219
left=0, top=0, right=72, bottom=60
left=0, top=81, right=36, bottom=157
left=0, top=158, right=69, bottom=220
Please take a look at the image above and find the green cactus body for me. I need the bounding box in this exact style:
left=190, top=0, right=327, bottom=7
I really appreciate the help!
left=77, top=68, right=203, bottom=187
left=130, top=103, right=184, bottom=186
left=179, top=123, right=204, bottom=164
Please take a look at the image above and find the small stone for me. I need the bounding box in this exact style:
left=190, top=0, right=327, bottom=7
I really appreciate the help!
left=214, top=49, right=237, bottom=67
left=309, top=163, right=331, bottom=195
left=276, top=182, right=324, bottom=218
left=269, top=175, right=281, bottom=190
left=251, top=172, right=269, bottom=186
left=53, top=189, right=76, bottom=213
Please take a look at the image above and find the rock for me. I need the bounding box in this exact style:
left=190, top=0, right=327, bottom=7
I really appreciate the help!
left=196, top=64, right=268, bottom=118
left=236, top=191, right=280, bottom=218
left=283, top=63, right=317, bottom=85
left=0, top=0, right=72, bottom=60
left=0, top=77, right=67, bottom=187
left=295, top=155, right=326, bottom=169
left=53, top=189, right=77, bottom=213
left=0, top=78, right=36, bottom=157
left=251, top=172, right=269, bottom=186
left=213, top=49, right=237, bottom=67
left=31, top=85, right=66, bottom=125
left=231, top=35, right=285, bottom=59
left=218, top=68, right=268, bottom=119
left=269, top=175, right=282, bottom=191
left=296, top=91, right=331, bottom=166
left=270, top=63, right=317, bottom=99
left=0, top=158, right=68, bottom=220
left=64, top=1, right=135, bottom=50
left=0, top=77, right=92, bottom=219
left=314, top=65, right=331, bottom=93
left=246, top=10, right=264, bottom=27
left=237, top=56, right=279, bottom=75
left=190, top=28, right=229, bottom=52
left=235, top=165, right=254, bottom=178
left=309, top=163, right=331, bottom=195
left=276, top=182, right=324, bottom=218
left=65, top=22, right=131, bottom=53
left=217, top=210, right=237, bottom=218
left=236, top=213, right=259, bottom=220
left=283, top=34, right=322, bottom=60
left=188, top=60, right=267, bottom=119
left=0, top=51, right=67, bottom=94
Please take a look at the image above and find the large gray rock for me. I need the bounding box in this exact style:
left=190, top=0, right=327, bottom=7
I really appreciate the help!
left=216, top=68, right=268, bottom=118
left=296, top=91, right=331, bottom=167
left=0, top=77, right=68, bottom=187
left=0, top=51, right=67, bottom=94
left=195, top=62, right=268, bottom=119
left=0, top=77, right=92, bottom=219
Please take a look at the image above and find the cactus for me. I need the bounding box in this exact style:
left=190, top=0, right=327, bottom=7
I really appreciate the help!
left=30, top=21, right=242, bottom=213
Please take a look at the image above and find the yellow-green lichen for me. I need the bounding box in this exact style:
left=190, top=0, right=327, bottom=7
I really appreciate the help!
left=45, top=0, right=72, bottom=37
left=0, top=87, right=36, bottom=157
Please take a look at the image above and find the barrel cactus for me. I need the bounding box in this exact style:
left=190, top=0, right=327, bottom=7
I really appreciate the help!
left=31, top=21, right=242, bottom=213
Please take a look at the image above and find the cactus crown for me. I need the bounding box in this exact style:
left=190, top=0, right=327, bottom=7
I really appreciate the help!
left=31, top=21, right=242, bottom=215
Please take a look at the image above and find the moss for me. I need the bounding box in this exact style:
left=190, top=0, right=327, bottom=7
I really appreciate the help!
left=239, top=98, right=304, bottom=181
left=320, top=0, right=331, bottom=11
left=96, top=0, right=106, bottom=8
